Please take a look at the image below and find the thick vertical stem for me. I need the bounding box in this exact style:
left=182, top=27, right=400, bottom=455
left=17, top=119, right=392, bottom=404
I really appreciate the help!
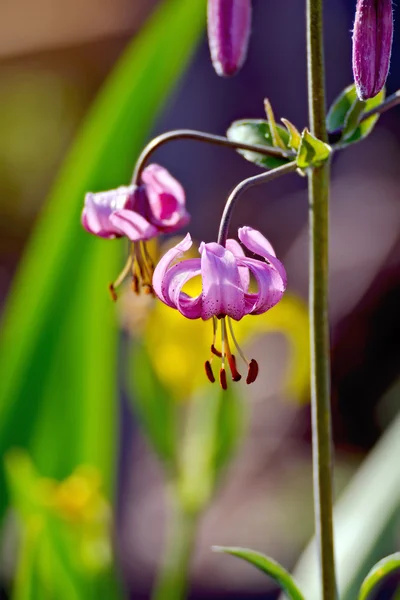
left=306, top=1, right=337, bottom=599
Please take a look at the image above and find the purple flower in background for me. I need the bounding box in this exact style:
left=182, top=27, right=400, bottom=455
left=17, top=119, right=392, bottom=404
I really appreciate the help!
left=207, top=0, right=252, bottom=77
left=82, top=164, right=189, bottom=298
left=153, top=226, right=287, bottom=387
left=352, top=0, right=393, bottom=100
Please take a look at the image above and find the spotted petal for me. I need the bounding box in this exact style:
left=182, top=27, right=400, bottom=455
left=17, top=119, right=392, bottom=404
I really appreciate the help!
left=200, top=242, right=245, bottom=321
left=226, top=238, right=250, bottom=291
left=162, top=259, right=203, bottom=319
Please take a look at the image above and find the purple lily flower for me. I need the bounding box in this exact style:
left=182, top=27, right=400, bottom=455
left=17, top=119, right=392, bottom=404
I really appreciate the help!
left=152, top=226, right=287, bottom=388
left=207, top=0, right=252, bottom=77
left=352, top=0, right=393, bottom=100
left=81, top=164, right=190, bottom=298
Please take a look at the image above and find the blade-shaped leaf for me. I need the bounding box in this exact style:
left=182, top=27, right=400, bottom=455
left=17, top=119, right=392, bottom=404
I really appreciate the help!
left=0, top=0, right=206, bottom=520
left=227, top=120, right=292, bottom=170
left=213, top=546, right=306, bottom=600
left=327, top=84, right=384, bottom=146
left=359, top=553, right=400, bottom=600
left=128, top=342, right=177, bottom=467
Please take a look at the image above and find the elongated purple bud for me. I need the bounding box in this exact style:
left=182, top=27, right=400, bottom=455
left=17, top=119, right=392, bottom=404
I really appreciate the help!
left=207, top=0, right=252, bottom=77
left=352, top=0, right=393, bottom=100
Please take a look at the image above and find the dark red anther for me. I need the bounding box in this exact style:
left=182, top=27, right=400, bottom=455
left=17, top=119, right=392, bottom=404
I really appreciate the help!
left=132, top=274, right=140, bottom=294
left=227, top=354, right=242, bottom=382
left=219, top=367, right=228, bottom=390
left=246, top=359, right=259, bottom=384
left=109, top=283, right=118, bottom=302
left=205, top=360, right=215, bottom=383
left=211, top=344, right=222, bottom=358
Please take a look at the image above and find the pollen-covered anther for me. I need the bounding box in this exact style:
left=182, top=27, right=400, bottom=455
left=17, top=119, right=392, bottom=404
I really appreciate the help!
left=108, top=283, right=118, bottom=302
left=131, top=274, right=140, bottom=294
left=227, top=353, right=242, bottom=382
left=219, top=367, right=228, bottom=390
left=205, top=360, right=215, bottom=383
left=211, top=344, right=222, bottom=358
left=143, top=283, right=154, bottom=295
left=246, top=359, right=259, bottom=385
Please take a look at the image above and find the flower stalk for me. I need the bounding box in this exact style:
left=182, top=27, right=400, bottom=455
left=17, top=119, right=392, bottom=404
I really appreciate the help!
left=307, top=0, right=337, bottom=599
left=132, top=129, right=292, bottom=184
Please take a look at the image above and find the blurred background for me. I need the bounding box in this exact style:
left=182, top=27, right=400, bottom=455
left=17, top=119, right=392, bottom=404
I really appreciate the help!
left=0, top=0, right=399, bottom=598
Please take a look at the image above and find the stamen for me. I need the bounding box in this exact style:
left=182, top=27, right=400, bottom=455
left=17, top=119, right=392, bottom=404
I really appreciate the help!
left=110, top=254, right=134, bottom=300
left=205, top=360, right=215, bottom=383
left=246, top=359, right=259, bottom=384
left=211, top=345, right=222, bottom=358
left=142, top=242, right=155, bottom=271
left=131, top=273, right=140, bottom=294
left=108, top=283, right=118, bottom=302
left=222, top=318, right=242, bottom=382
left=219, top=368, right=227, bottom=390
left=227, top=317, right=250, bottom=365
left=227, top=354, right=242, bottom=382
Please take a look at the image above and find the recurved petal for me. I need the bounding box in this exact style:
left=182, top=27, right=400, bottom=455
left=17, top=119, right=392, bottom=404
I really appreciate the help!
left=82, top=186, right=134, bottom=238
left=238, top=226, right=287, bottom=289
left=152, top=233, right=193, bottom=306
left=110, top=209, right=158, bottom=241
left=226, top=238, right=250, bottom=291
left=200, top=242, right=245, bottom=320
left=161, top=258, right=203, bottom=319
left=239, top=257, right=286, bottom=315
left=141, top=164, right=189, bottom=231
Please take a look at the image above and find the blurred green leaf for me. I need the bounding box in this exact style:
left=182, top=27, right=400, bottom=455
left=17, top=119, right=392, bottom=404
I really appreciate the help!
left=286, top=398, right=400, bottom=600
left=129, top=343, right=177, bottom=467
left=227, top=120, right=292, bottom=170
left=213, top=547, right=306, bottom=600
left=178, top=385, right=244, bottom=514
left=0, top=0, right=206, bottom=520
left=359, top=553, right=400, bottom=600
left=327, top=84, right=385, bottom=146
left=296, top=128, right=331, bottom=169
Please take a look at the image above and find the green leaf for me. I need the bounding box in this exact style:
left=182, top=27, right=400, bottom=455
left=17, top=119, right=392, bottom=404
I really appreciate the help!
left=286, top=396, right=400, bottom=600
left=177, top=385, right=244, bottom=513
left=342, top=98, right=366, bottom=141
left=281, top=119, right=302, bottom=151
left=359, top=553, right=400, bottom=600
left=296, top=128, right=332, bottom=169
left=128, top=343, right=177, bottom=467
left=0, top=0, right=206, bottom=521
left=326, top=84, right=385, bottom=146
left=227, top=120, right=292, bottom=170
left=212, top=547, right=306, bottom=600
left=264, top=99, right=287, bottom=150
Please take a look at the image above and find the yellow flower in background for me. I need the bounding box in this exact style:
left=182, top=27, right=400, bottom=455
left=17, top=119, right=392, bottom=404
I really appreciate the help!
left=5, top=451, right=112, bottom=576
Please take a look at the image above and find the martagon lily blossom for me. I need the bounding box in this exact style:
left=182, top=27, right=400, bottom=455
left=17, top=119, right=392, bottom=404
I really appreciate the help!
left=82, top=164, right=189, bottom=298
left=152, top=226, right=287, bottom=388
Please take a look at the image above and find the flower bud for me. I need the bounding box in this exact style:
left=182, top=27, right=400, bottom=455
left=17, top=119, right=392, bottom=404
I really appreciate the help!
left=352, top=0, right=393, bottom=100
left=207, top=0, right=252, bottom=77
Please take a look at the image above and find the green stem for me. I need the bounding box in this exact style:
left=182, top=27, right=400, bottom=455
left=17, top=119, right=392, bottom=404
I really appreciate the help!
left=306, top=1, right=337, bottom=600
left=151, top=494, right=198, bottom=600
